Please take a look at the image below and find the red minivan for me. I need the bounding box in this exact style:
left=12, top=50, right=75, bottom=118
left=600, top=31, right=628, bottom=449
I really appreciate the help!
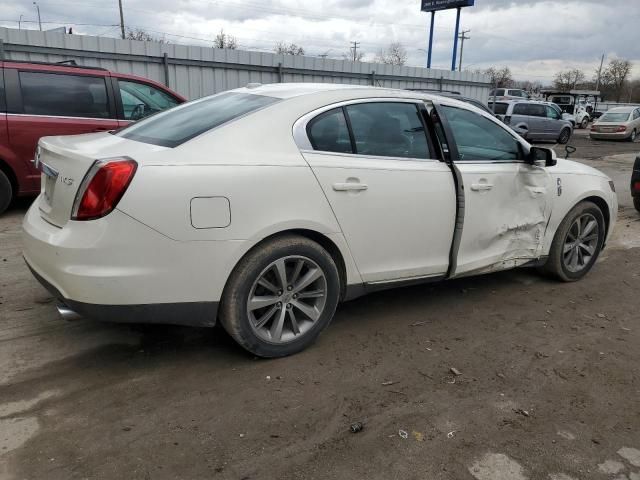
left=0, top=60, right=186, bottom=214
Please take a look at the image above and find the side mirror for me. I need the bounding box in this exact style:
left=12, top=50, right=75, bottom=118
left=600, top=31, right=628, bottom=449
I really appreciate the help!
left=528, top=146, right=557, bottom=167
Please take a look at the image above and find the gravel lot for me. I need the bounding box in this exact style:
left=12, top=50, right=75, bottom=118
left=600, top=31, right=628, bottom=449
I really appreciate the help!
left=1, top=131, right=639, bottom=480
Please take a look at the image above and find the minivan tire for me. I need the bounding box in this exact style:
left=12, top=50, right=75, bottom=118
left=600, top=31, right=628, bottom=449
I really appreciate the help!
left=0, top=170, right=13, bottom=215
left=558, top=128, right=572, bottom=144
left=219, top=234, right=341, bottom=358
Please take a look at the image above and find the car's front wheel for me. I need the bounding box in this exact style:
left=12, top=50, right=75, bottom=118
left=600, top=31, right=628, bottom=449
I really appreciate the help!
left=0, top=170, right=13, bottom=215
left=544, top=201, right=605, bottom=282
left=629, top=129, right=637, bottom=142
left=220, top=235, right=341, bottom=357
left=558, top=128, right=572, bottom=144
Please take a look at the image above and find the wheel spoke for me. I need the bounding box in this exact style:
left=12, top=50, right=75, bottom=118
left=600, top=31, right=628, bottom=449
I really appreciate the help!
left=273, top=258, right=288, bottom=290
left=563, top=242, right=574, bottom=254
left=577, top=246, right=584, bottom=266
left=291, top=300, right=320, bottom=322
left=290, top=259, right=304, bottom=286
left=293, top=268, right=322, bottom=293
left=288, top=309, right=300, bottom=335
left=582, top=219, right=597, bottom=237
left=270, top=308, right=287, bottom=341
left=579, top=242, right=595, bottom=255
left=570, top=247, right=580, bottom=270
left=582, top=233, right=598, bottom=243
left=257, top=277, right=279, bottom=294
left=254, top=304, right=278, bottom=329
left=249, top=295, right=279, bottom=311
left=297, top=289, right=325, bottom=299
left=574, top=219, right=582, bottom=237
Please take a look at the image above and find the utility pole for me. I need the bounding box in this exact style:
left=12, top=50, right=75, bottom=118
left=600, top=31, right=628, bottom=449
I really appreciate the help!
left=18, top=14, right=23, bottom=30
left=458, top=29, right=470, bottom=72
left=33, top=2, right=42, bottom=31
left=118, top=0, right=126, bottom=39
left=595, top=53, right=605, bottom=91
left=351, top=41, right=360, bottom=62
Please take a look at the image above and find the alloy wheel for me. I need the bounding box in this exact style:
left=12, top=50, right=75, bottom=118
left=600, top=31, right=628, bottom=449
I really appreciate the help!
left=562, top=213, right=599, bottom=273
left=247, top=255, right=328, bottom=344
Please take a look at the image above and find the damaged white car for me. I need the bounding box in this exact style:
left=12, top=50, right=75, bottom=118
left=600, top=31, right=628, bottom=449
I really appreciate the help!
left=23, top=84, right=618, bottom=357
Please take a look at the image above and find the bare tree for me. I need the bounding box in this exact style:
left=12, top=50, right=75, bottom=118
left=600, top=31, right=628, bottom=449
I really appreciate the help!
left=375, top=42, right=407, bottom=66
left=213, top=29, right=237, bottom=49
left=601, top=59, right=633, bottom=102
left=342, top=50, right=365, bottom=62
left=483, top=67, right=513, bottom=88
left=553, top=69, right=586, bottom=91
left=125, top=28, right=168, bottom=43
left=274, top=42, right=305, bottom=56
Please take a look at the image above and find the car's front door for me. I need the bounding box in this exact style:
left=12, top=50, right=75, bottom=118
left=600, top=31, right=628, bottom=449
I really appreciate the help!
left=544, top=105, right=563, bottom=139
left=298, top=100, right=457, bottom=283
left=436, top=103, right=553, bottom=276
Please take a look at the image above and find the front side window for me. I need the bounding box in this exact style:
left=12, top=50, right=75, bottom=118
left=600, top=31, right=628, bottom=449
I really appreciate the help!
left=19, top=71, right=109, bottom=118
left=116, top=92, right=279, bottom=147
left=634, top=109, right=640, bottom=120
left=345, top=102, right=430, bottom=159
left=545, top=106, right=561, bottom=119
left=119, top=80, right=179, bottom=121
left=442, top=105, right=521, bottom=162
left=307, top=108, right=352, bottom=154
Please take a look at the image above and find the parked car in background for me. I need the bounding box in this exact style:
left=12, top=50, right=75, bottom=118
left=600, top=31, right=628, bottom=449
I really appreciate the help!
left=408, top=89, right=494, bottom=115
left=493, top=100, right=573, bottom=143
left=632, top=156, right=640, bottom=212
left=23, top=83, right=617, bottom=358
left=546, top=93, right=592, bottom=129
left=488, top=88, right=529, bottom=101
left=590, top=107, right=640, bottom=142
left=0, top=60, right=185, bottom=214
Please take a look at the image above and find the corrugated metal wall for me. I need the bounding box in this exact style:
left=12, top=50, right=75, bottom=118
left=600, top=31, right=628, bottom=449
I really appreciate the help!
left=0, top=27, right=492, bottom=102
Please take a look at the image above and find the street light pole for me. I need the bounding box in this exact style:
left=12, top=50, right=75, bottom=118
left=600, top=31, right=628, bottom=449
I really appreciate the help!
left=118, top=0, right=126, bottom=39
left=33, top=2, right=42, bottom=31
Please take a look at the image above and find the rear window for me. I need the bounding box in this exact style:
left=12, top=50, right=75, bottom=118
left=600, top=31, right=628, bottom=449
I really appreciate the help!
left=488, top=102, right=509, bottom=115
left=599, top=112, right=632, bottom=122
left=116, top=92, right=280, bottom=147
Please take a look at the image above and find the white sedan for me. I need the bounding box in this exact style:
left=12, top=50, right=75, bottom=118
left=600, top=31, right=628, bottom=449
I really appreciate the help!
left=23, top=84, right=618, bottom=357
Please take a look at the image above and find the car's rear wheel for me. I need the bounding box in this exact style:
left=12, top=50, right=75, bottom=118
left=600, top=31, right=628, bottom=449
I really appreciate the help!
left=558, top=128, right=572, bottom=144
left=0, top=170, right=13, bottom=215
left=544, top=201, right=605, bottom=282
left=580, top=117, right=589, bottom=129
left=219, top=235, right=340, bottom=358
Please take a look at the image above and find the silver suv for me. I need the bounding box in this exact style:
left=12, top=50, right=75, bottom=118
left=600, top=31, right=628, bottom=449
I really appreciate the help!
left=493, top=101, right=574, bottom=144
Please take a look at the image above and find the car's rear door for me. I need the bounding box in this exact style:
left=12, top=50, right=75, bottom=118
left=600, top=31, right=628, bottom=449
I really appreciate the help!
left=5, top=67, right=118, bottom=190
left=298, top=99, right=456, bottom=284
left=435, top=102, right=552, bottom=276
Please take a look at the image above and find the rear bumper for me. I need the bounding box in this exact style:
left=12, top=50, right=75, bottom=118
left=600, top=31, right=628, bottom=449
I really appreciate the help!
left=590, top=132, right=630, bottom=140
left=27, top=261, right=218, bottom=327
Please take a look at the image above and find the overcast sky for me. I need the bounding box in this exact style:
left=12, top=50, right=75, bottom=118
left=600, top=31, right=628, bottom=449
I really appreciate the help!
left=2, top=0, right=638, bottom=82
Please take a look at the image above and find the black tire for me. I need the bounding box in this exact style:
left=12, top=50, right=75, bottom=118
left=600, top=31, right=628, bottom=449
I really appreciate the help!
left=558, top=128, right=572, bottom=145
left=628, top=129, right=637, bottom=142
left=0, top=169, right=13, bottom=215
left=634, top=197, right=640, bottom=213
left=544, top=201, right=605, bottom=282
left=219, top=235, right=340, bottom=358
left=580, top=117, right=589, bottom=129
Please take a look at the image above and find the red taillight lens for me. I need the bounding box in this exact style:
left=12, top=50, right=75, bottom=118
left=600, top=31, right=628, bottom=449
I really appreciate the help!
left=633, top=181, right=640, bottom=193
left=590, top=125, right=597, bottom=131
left=616, top=126, right=627, bottom=132
left=72, top=158, right=137, bottom=220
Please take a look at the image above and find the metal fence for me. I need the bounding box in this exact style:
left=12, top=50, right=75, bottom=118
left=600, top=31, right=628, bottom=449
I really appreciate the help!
left=0, top=27, right=492, bottom=102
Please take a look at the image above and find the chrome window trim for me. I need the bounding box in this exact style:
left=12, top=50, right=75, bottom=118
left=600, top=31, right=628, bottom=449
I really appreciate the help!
left=292, top=97, right=431, bottom=154
left=299, top=149, right=440, bottom=163
left=6, top=113, right=117, bottom=121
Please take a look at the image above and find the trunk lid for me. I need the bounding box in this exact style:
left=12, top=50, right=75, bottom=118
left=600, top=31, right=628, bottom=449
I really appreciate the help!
left=36, top=131, right=166, bottom=227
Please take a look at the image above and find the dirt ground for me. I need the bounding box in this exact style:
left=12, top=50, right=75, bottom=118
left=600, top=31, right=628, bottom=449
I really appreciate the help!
left=1, top=131, right=639, bottom=480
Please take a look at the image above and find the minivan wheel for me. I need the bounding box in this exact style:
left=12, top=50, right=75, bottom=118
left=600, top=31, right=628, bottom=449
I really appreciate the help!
left=558, top=128, right=572, bottom=144
left=0, top=170, right=13, bottom=215
left=219, top=235, right=340, bottom=358
left=544, top=201, right=605, bottom=282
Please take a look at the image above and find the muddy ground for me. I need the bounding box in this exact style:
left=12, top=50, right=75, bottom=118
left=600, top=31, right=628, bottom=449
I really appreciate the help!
left=1, top=132, right=639, bottom=480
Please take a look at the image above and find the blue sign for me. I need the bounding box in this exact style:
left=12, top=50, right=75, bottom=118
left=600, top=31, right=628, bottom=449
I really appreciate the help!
left=421, top=0, right=474, bottom=12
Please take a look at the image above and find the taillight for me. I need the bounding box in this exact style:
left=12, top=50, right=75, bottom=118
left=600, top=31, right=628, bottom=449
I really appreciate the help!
left=590, top=125, right=598, bottom=132
left=633, top=181, right=640, bottom=193
left=616, top=126, right=627, bottom=132
left=72, top=158, right=137, bottom=221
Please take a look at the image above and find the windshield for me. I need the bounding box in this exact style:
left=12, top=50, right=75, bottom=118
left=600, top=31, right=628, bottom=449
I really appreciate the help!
left=599, top=112, right=631, bottom=123
left=116, top=92, right=280, bottom=147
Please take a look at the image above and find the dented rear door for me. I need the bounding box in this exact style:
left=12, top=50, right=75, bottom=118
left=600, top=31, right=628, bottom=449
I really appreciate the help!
left=437, top=103, right=552, bottom=276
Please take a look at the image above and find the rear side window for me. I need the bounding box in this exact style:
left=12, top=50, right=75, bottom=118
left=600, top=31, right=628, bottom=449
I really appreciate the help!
left=19, top=72, right=109, bottom=118
left=489, top=102, right=508, bottom=115
left=512, top=104, right=528, bottom=115
left=116, top=92, right=279, bottom=147
left=529, top=104, right=547, bottom=117
left=307, top=108, right=352, bottom=154
left=345, top=102, right=430, bottom=159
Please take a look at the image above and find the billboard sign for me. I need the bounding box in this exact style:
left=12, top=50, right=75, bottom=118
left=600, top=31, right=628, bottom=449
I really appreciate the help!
left=421, top=0, right=475, bottom=12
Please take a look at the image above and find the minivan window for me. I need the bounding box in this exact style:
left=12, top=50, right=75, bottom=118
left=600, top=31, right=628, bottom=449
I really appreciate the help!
left=512, top=103, right=529, bottom=115
left=116, top=92, right=279, bottom=147
left=345, top=102, right=430, bottom=159
left=19, top=72, right=109, bottom=118
left=119, top=80, right=179, bottom=121
left=489, top=102, right=509, bottom=115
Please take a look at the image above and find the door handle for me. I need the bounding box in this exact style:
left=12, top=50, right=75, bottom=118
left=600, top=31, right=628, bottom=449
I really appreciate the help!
left=470, top=183, right=494, bottom=191
left=333, top=182, right=368, bottom=192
